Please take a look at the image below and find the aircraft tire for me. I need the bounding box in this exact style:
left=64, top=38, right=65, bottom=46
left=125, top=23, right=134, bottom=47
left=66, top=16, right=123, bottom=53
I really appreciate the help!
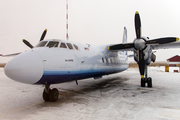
left=43, top=90, right=50, bottom=102
left=49, top=88, right=59, bottom=102
left=147, top=77, right=152, bottom=88
left=141, top=78, right=145, bottom=87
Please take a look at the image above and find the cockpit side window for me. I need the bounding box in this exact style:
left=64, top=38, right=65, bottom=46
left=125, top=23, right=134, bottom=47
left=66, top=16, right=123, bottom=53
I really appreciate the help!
left=36, top=41, right=48, bottom=47
left=73, top=44, right=79, bottom=50
left=60, top=42, right=67, bottom=48
left=46, top=41, right=59, bottom=48
left=66, top=43, right=74, bottom=50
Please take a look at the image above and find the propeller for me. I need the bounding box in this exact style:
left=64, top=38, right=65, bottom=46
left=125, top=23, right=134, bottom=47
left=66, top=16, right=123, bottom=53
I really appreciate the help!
left=135, top=11, right=141, bottom=39
left=22, top=39, right=33, bottom=49
left=134, top=11, right=179, bottom=78
left=108, top=11, right=179, bottom=78
left=40, top=29, right=47, bottom=41
left=22, top=29, right=47, bottom=49
left=107, top=43, right=134, bottom=50
left=138, top=50, right=145, bottom=78
left=134, top=11, right=146, bottom=78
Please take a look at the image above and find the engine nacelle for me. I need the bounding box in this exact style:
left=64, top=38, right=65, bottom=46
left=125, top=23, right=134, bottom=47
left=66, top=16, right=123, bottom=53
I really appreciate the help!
left=151, top=53, right=156, bottom=62
left=133, top=45, right=153, bottom=65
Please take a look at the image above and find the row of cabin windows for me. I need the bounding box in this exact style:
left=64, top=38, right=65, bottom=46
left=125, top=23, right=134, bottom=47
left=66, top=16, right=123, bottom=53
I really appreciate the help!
left=36, top=41, right=80, bottom=50
left=102, top=57, right=126, bottom=64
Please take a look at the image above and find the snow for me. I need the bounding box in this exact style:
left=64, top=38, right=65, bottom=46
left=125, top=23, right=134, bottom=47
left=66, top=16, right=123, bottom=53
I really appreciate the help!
left=0, top=67, right=180, bottom=120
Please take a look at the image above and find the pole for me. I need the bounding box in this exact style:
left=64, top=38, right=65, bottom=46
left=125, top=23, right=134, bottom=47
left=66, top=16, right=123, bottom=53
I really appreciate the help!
left=66, top=0, right=69, bottom=40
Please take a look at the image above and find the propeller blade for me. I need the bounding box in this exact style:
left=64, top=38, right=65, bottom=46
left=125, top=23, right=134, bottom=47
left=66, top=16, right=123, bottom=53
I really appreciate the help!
left=135, top=11, right=141, bottom=39
left=40, top=29, right=47, bottom=41
left=107, top=43, right=134, bottom=50
left=22, top=39, right=33, bottom=49
left=138, top=50, right=145, bottom=78
left=146, top=37, right=179, bottom=45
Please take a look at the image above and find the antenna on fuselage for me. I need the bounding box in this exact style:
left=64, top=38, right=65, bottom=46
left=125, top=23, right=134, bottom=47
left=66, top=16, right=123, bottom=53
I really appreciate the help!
left=66, top=0, right=69, bottom=40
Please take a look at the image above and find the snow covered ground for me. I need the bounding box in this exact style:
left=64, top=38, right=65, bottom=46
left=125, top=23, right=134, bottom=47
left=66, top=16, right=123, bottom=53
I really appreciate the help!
left=0, top=67, right=180, bottom=120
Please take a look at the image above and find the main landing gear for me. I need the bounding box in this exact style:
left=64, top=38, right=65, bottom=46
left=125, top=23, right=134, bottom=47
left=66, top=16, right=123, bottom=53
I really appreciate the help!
left=141, top=77, right=152, bottom=87
left=43, top=84, right=59, bottom=102
left=141, top=66, right=152, bottom=88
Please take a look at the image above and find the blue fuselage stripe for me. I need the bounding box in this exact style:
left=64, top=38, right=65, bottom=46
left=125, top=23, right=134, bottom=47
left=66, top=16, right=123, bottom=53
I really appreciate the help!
left=35, top=67, right=127, bottom=84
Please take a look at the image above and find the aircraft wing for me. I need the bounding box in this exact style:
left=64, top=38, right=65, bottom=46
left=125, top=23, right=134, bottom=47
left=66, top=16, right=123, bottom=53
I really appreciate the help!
left=1, top=52, right=21, bottom=57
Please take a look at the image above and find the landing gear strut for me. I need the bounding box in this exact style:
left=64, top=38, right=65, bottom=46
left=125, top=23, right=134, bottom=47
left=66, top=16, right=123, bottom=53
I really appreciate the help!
left=141, top=65, right=152, bottom=88
left=43, top=84, right=59, bottom=102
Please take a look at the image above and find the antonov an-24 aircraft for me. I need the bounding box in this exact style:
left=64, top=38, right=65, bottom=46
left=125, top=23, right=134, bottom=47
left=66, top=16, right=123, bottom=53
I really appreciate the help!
left=2, top=11, right=180, bottom=102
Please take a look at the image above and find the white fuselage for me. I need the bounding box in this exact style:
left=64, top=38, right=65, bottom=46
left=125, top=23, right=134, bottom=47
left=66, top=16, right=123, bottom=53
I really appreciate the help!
left=4, top=39, right=129, bottom=85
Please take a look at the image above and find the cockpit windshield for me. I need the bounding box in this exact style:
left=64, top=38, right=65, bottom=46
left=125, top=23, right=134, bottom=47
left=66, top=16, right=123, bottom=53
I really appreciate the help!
left=36, top=41, right=48, bottom=47
left=35, top=41, right=80, bottom=50
left=46, top=41, right=59, bottom=48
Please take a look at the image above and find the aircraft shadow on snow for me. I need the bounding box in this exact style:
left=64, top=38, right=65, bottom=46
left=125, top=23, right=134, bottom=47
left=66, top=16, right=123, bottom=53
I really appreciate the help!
left=38, top=76, right=130, bottom=106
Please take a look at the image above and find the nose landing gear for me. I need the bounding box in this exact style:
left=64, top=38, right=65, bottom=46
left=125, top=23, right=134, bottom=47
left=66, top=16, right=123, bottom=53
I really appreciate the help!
left=43, top=84, right=59, bottom=102
left=140, top=65, right=152, bottom=88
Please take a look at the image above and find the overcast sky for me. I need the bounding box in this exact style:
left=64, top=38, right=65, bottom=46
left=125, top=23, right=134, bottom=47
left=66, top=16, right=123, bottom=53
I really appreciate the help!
left=0, top=0, right=180, bottom=62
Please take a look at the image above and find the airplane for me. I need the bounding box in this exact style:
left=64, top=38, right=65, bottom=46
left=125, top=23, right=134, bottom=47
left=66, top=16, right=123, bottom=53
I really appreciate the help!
left=2, top=11, right=180, bottom=102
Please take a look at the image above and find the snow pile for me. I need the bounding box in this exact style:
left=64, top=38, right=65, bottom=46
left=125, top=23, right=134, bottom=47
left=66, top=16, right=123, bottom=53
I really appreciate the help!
left=149, top=66, right=180, bottom=73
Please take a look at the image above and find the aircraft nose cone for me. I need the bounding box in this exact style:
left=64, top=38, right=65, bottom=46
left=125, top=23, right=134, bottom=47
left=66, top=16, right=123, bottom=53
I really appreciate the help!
left=4, top=51, right=43, bottom=84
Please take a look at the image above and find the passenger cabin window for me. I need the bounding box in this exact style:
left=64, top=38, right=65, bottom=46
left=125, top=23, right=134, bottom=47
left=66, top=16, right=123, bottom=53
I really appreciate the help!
left=73, top=44, right=79, bottom=50
left=60, top=42, right=67, bottom=48
left=106, top=58, right=109, bottom=64
left=46, top=41, right=59, bottom=48
left=66, top=43, right=74, bottom=50
left=102, top=57, right=104, bottom=63
left=110, top=59, right=112, bottom=63
left=36, top=41, right=48, bottom=47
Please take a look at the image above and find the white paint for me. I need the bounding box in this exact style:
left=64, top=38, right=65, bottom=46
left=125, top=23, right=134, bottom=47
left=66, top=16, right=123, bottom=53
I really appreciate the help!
left=168, top=62, right=180, bottom=65
left=4, top=50, right=44, bottom=84
left=4, top=39, right=129, bottom=84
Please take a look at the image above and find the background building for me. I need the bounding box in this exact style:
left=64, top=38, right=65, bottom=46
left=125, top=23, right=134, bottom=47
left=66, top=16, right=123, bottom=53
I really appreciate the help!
left=167, top=55, right=180, bottom=67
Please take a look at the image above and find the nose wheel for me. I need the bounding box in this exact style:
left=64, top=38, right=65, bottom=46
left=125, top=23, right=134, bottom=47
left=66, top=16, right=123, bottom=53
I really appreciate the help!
left=43, top=84, right=59, bottom=102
